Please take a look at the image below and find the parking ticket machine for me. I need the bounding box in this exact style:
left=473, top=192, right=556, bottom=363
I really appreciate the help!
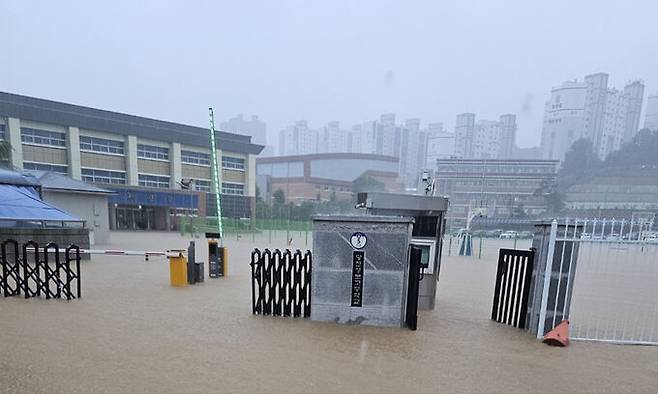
left=357, top=192, right=449, bottom=310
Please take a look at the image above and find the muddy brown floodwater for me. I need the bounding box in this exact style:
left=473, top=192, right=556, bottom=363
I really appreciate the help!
left=1, top=231, right=657, bottom=393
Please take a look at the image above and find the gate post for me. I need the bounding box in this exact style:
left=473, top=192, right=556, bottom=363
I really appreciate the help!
left=536, top=220, right=557, bottom=339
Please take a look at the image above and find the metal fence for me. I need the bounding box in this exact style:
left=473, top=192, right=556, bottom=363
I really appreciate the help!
left=491, top=248, right=535, bottom=329
left=250, top=249, right=312, bottom=318
left=536, top=218, right=658, bottom=345
left=1, top=239, right=81, bottom=300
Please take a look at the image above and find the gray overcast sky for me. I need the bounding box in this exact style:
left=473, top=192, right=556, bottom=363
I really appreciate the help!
left=2, top=0, right=657, bottom=148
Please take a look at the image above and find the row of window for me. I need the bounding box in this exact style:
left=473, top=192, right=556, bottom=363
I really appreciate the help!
left=181, top=150, right=210, bottom=166
left=194, top=179, right=211, bottom=192
left=81, top=168, right=127, bottom=184
left=180, top=150, right=245, bottom=171
left=23, top=162, right=68, bottom=174
left=183, top=179, right=242, bottom=195
left=80, top=136, right=124, bottom=155
left=438, top=166, right=554, bottom=174
left=0, top=124, right=5, bottom=140
left=134, top=175, right=242, bottom=195
left=21, top=128, right=66, bottom=147
left=222, top=182, right=244, bottom=195
left=138, top=174, right=170, bottom=189
left=17, top=130, right=245, bottom=172
left=222, top=156, right=245, bottom=170
left=137, top=144, right=169, bottom=161
left=21, top=161, right=243, bottom=195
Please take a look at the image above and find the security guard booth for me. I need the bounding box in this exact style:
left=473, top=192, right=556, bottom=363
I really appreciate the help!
left=312, top=215, right=419, bottom=328
left=356, top=192, right=449, bottom=310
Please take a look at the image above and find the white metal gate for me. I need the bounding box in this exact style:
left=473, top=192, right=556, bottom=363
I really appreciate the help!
left=537, top=218, right=658, bottom=345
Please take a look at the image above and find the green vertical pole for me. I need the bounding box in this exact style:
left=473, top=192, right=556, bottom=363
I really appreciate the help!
left=513, top=234, right=517, bottom=249
left=208, top=108, right=223, bottom=243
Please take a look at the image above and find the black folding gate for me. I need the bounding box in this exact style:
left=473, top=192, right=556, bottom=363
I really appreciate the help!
left=491, top=248, right=534, bottom=329
left=250, top=249, right=312, bottom=318
left=1, top=239, right=81, bottom=300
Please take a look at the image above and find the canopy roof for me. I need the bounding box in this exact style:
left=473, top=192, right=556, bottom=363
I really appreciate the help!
left=0, top=184, right=81, bottom=222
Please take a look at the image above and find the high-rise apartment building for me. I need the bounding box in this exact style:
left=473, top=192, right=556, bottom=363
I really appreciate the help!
left=644, top=94, right=658, bottom=131
left=399, top=120, right=428, bottom=187
left=346, top=114, right=429, bottom=187
left=425, top=122, right=455, bottom=168
left=499, top=114, right=517, bottom=159
left=454, top=113, right=476, bottom=159
left=540, top=73, right=645, bottom=161
left=278, top=120, right=318, bottom=155
left=454, top=113, right=516, bottom=159
left=350, top=121, right=377, bottom=154
left=623, top=81, right=645, bottom=142
left=317, top=121, right=349, bottom=153
left=540, top=80, right=587, bottom=161
left=220, top=114, right=267, bottom=146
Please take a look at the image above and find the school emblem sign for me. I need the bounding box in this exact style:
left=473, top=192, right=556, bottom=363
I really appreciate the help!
left=350, top=232, right=367, bottom=249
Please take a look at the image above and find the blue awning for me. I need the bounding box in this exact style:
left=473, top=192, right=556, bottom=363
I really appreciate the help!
left=0, top=184, right=81, bottom=221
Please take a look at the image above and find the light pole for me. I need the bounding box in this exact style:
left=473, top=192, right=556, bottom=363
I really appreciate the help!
left=177, top=178, right=195, bottom=237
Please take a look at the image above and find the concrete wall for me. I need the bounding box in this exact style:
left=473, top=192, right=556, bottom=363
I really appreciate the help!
left=42, top=191, right=110, bottom=245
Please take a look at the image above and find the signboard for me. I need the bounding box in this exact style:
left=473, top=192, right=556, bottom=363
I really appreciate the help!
left=350, top=232, right=367, bottom=249
left=351, top=251, right=364, bottom=307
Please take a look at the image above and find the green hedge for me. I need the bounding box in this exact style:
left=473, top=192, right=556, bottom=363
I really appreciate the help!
left=179, top=216, right=311, bottom=236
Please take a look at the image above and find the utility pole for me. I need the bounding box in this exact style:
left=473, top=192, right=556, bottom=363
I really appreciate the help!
left=209, top=108, right=223, bottom=242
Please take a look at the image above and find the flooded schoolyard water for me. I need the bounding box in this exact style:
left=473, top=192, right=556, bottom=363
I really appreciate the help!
left=1, top=231, right=657, bottom=393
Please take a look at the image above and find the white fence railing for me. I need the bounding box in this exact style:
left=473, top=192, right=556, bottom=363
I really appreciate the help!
left=537, top=218, right=658, bottom=345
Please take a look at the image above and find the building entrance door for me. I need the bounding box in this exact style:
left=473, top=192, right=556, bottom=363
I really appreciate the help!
left=115, top=205, right=156, bottom=230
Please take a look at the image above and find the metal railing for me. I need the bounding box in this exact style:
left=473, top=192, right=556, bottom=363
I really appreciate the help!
left=536, top=218, right=658, bottom=345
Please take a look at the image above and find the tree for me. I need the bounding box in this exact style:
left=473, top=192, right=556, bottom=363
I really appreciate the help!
left=255, top=185, right=262, bottom=201
left=272, top=189, right=285, bottom=205
left=0, top=140, right=12, bottom=166
left=560, top=138, right=601, bottom=179
left=604, top=128, right=658, bottom=170
left=352, top=174, right=385, bottom=193
left=511, top=202, right=527, bottom=218
left=534, top=179, right=564, bottom=216
left=545, top=190, right=565, bottom=215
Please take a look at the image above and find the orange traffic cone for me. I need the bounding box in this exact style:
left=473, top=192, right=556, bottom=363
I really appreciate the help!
left=543, top=320, right=569, bottom=347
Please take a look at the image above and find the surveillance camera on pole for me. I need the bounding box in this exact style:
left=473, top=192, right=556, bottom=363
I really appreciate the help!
left=419, top=169, right=435, bottom=196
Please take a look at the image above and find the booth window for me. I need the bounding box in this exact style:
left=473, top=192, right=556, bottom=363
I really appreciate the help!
left=412, top=215, right=438, bottom=237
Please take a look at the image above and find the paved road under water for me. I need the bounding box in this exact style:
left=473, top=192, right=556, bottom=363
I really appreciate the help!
left=1, top=232, right=657, bottom=393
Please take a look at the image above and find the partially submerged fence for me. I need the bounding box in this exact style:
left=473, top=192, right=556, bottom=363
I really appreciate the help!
left=528, top=218, right=658, bottom=345
left=250, top=249, right=312, bottom=318
left=1, top=239, right=81, bottom=300
left=491, top=248, right=535, bottom=329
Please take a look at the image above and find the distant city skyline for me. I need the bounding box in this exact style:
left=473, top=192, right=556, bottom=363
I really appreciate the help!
left=224, top=68, right=652, bottom=158
left=3, top=1, right=657, bottom=153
